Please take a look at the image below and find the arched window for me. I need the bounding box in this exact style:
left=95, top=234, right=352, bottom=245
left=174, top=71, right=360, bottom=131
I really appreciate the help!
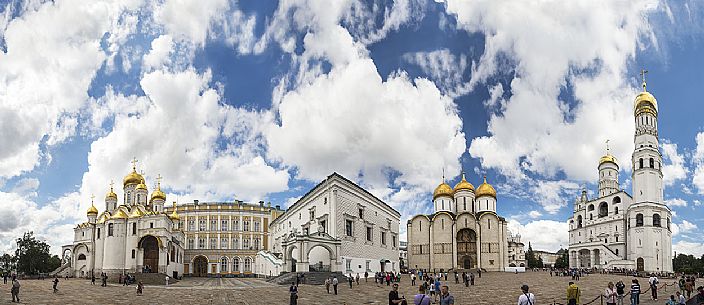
left=220, top=257, right=228, bottom=272
left=577, top=215, right=583, bottom=228
left=639, top=158, right=643, bottom=169
left=599, top=202, right=608, bottom=217
left=244, top=258, right=252, bottom=272
left=77, top=254, right=86, bottom=260
left=650, top=158, right=654, bottom=168
left=612, top=196, right=621, bottom=204
left=653, top=214, right=661, bottom=227
left=588, top=204, right=595, bottom=211
left=667, top=218, right=671, bottom=230
left=636, top=214, right=644, bottom=227
left=108, top=223, right=114, bottom=237
left=590, top=214, right=593, bottom=220
left=233, top=258, right=240, bottom=272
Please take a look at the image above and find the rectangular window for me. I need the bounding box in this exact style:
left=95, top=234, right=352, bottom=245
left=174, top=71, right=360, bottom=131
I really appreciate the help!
left=199, top=220, right=206, bottom=231
left=320, top=220, right=326, bottom=233
left=254, top=221, right=260, bottom=232
left=210, top=238, right=217, bottom=249
left=365, top=261, right=370, bottom=271
left=188, top=220, right=195, bottom=231
left=188, top=239, right=194, bottom=249
left=97, top=228, right=101, bottom=239
left=108, top=223, right=114, bottom=237
left=221, top=238, right=228, bottom=249
left=233, top=220, right=239, bottom=231
left=243, top=221, right=250, bottom=231
left=150, top=222, right=153, bottom=229
left=359, top=208, right=364, bottom=219
left=210, top=220, right=217, bottom=231
left=310, top=210, right=315, bottom=220
left=132, top=222, right=137, bottom=235
left=346, top=259, right=352, bottom=271
left=366, top=227, right=372, bottom=242
left=131, top=249, right=135, bottom=259
left=198, top=238, right=205, bottom=249
left=381, top=232, right=386, bottom=245
left=243, top=238, right=250, bottom=249
left=392, top=235, right=396, bottom=247
left=221, top=220, right=228, bottom=231
left=345, top=220, right=353, bottom=236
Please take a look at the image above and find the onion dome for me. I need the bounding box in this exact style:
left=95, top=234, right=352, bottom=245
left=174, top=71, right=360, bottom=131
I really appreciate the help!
left=476, top=176, right=497, bottom=198
left=169, top=210, right=180, bottom=221
left=433, top=182, right=454, bottom=200
left=634, top=76, right=657, bottom=116
left=105, top=184, right=117, bottom=201
left=123, top=165, right=143, bottom=187
left=150, top=179, right=166, bottom=202
left=110, top=208, right=129, bottom=219
left=599, top=154, right=617, bottom=166
left=453, top=172, right=475, bottom=192
left=136, top=177, right=147, bottom=191
left=87, top=202, right=99, bottom=216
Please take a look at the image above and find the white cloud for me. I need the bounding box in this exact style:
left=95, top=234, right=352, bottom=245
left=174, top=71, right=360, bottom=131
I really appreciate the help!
left=154, top=0, right=228, bottom=46
left=673, top=241, right=704, bottom=257
left=532, top=180, right=580, bottom=214
left=446, top=0, right=660, bottom=182
left=692, top=132, right=704, bottom=194
left=402, top=49, right=468, bottom=97
left=508, top=219, right=568, bottom=252
left=223, top=10, right=257, bottom=55
left=143, top=34, right=173, bottom=70
left=665, top=198, right=687, bottom=207
left=661, top=142, right=688, bottom=186
left=679, top=220, right=698, bottom=232
left=10, top=178, right=39, bottom=198
left=528, top=210, right=542, bottom=219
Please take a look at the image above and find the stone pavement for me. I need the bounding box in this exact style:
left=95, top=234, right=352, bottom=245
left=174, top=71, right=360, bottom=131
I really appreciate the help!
left=0, top=272, right=680, bottom=304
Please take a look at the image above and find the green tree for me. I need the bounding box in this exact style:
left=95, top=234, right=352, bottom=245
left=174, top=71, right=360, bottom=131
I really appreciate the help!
left=0, top=253, right=16, bottom=274
left=554, top=249, right=569, bottom=269
left=526, top=242, right=538, bottom=268
left=14, top=232, right=55, bottom=275
left=672, top=253, right=704, bottom=274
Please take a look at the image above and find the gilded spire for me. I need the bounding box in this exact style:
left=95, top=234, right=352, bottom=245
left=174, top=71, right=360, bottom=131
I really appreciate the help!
left=640, top=69, right=648, bottom=92
left=87, top=194, right=98, bottom=215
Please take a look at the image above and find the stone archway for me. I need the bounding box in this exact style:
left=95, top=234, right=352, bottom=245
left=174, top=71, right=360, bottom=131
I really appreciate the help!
left=286, top=245, right=299, bottom=272
left=308, top=244, right=333, bottom=272
left=456, top=228, right=477, bottom=269
left=193, top=255, right=208, bottom=277
left=62, top=248, right=72, bottom=265
left=636, top=257, right=644, bottom=272
left=139, top=235, right=160, bottom=273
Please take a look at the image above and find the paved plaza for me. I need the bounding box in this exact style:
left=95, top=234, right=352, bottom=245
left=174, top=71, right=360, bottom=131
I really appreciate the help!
left=0, top=272, right=681, bottom=304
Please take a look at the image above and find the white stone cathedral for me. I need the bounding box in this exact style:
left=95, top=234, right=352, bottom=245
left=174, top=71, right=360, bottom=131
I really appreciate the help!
left=567, top=77, right=673, bottom=273
left=63, top=160, right=185, bottom=278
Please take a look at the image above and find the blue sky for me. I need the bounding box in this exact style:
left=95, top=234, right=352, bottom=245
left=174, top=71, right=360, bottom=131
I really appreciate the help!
left=0, top=0, right=703, bottom=255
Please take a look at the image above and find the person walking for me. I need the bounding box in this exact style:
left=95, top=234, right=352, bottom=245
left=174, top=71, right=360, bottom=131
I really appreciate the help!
left=567, top=281, right=580, bottom=305
left=429, top=280, right=436, bottom=303
left=289, top=282, right=299, bottom=305
left=604, top=282, right=617, bottom=305
left=413, top=285, right=431, bottom=305
left=356, top=273, right=360, bottom=285
left=616, top=280, right=626, bottom=305
left=10, top=278, right=20, bottom=303
left=469, top=272, right=475, bottom=286
left=333, top=276, right=339, bottom=295
left=477, top=269, right=481, bottom=278
left=411, top=273, right=416, bottom=286
left=630, top=279, right=641, bottom=305
left=136, top=281, right=143, bottom=295
left=444, top=272, right=448, bottom=281
left=325, top=278, right=331, bottom=294
left=2, top=273, right=6, bottom=284
left=53, top=277, right=59, bottom=293
left=348, top=274, right=354, bottom=289
left=91, top=273, right=96, bottom=285
left=439, top=285, right=455, bottom=305
left=165, top=275, right=170, bottom=286
left=518, top=284, right=535, bottom=305
left=365, top=271, right=369, bottom=282
left=454, top=272, right=459, bottom=284
left=648, top=273, right=659, bottom=301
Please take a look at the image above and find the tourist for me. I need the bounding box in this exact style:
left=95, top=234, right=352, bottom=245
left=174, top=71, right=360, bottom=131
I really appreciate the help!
left=463, top=273, right=469, bottom=287
left=685, top=278, right=694, bottom=299
left=666, top=294, right=678, bottom=305
left=517, top=284, right=535, bottom=305
left=387, top=272, right=392, bottom=286
left=289, top=282, right=299, bottom=305
left=91, top=272, right=96, bottom=285
left=675, top=291, right=686, bottom=305
left=356, top=273, right=360, bottom=285
left=693, top=286, right=704, bottom=305
left=444, top=272, right=448, bottom=281
left=53, top=277, right=59, bottom=293
left=428, top=280, right=436, bottom=301
left=648, top=273, right=659, bottom=301
left=10, top=278, right=20, bottom=303
left=567, top=281, right=580, bottom=305
left=165, top=275, right=170, bottom=286
left=411, top=273, right=416, bottom=286
left=477, top=269, right=481, bottom=278
left=2, top=273, right=6, bottom=284
left=439, top=285, right=455, bottom=305
left=630, top=279, right=641, bottom=305
left=365, top=271, right=369, bottom=282
left=136, top=281, right=143, bottom=295
left=119, top=274, right=123, bottom=284
left=348, top=274, right=354, bottom=288
left=604, top=282, right=617, bottom=305
left=333, top=276, right=339, bottom=295
left=615, top=280, right=626, bottom=305
left=389, top=283, right=406, bottom=305
left=325, top=277, right=331, bottom=294
left=470, top=272, right=475, bottom=286
left=413, top=285, right=431, bottom=305
left=454, top=271, right=458, bottom=284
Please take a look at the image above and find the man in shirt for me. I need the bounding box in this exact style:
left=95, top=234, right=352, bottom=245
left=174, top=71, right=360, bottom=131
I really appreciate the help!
left=649, top=274, right=659, bottom=301
left=389, top=284, right=405, bottom=305
left=518, top=284, right=535, bottom=305
left=439, top=285, right=455, bottom=305
left=567, top=281, right=580, bottom=305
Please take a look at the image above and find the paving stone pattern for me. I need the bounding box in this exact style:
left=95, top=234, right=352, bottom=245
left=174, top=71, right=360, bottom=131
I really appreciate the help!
left=0, top=272, right=678, bottom=304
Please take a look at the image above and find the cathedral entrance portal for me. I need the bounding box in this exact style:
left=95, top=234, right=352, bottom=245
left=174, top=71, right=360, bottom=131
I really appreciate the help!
left=193, top=256, right=208, bottom=277
left=636, top=257, right=644, bottom=272
left=456, top=228, right=477, bottom=269
left=140, top=235, right=159, bottom=273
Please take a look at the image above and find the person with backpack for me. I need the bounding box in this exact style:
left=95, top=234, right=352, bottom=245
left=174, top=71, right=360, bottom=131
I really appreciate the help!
left=648, top=274, right=659, bottom=301
left=567, top=281, right=580, bottom=305
left=518, top=284, right=536, bottom=305
left=604, top=282, right=617, bottom=305
left=615, top=280, right=626, bottom=305
left=630, top=279, right=641, bottom=305
left=413, top=285, right=431, bottom=305
left=332, top=276, right=339, bottom=295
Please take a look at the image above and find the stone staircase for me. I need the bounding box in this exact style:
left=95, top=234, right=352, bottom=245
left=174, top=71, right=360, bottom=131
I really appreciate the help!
left=50, top=262, right=72, bottom=277
left=267, top=271, right=346, bottom=285
left=126, top=273, right=179, bottom=286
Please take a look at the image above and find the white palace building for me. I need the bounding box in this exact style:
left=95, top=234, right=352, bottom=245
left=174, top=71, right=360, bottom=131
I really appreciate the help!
left=567, top=77, right=673, bottom=273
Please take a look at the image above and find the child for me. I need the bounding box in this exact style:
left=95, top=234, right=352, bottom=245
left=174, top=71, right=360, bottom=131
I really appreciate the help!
left=136, top=281, right=143, bottom=295
left=665, top=294, right=677, bottom=305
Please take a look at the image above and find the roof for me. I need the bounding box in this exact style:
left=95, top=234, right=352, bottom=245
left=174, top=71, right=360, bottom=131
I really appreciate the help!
left=273, top=172, right=400, bottom=225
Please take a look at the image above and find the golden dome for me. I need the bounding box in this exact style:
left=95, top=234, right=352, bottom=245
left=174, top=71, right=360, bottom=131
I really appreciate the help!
left=105, top=188, right=117, bottom=200
left=169, top=202, right=180, bottom=221
left=136, top=178, right=147, bottom=191
left=87, top=203, right=98, bottom=215
left=97, top=212, right=110, bottom=224
left=453, top=172, right=475, bottom=193
left=123, top=169, right=143, bottom=187
left=433, top=182, right=454, bottom=200
left=150, top=177, right=166, bottom=202
left=599, top=154, right=617, bottom=166
left=476, top=176, right=497, bottom=198
left=111, top=208, right=129, bottom=219
left=634, top=91, right=657, bottom=116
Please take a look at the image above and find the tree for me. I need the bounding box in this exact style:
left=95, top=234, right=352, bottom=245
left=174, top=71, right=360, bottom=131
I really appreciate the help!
left=672, top=253, right=703, bottom=274
left=0, top=253, right=16, bottom=274
left=554, top=249, right=570, bottom=269
left=526, top=242, right=538, bottom=268
left=14, top=232, right=55, bottom=275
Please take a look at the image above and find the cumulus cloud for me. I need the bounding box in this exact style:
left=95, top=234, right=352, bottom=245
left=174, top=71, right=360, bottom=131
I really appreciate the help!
left=665, top=198, right=687, bottom=208
left=528, top=210, right=542, bottom=219
left=508, top=219, right=568, bottom=252
left=532, top=180, right=580, bottom=214
left=679, top=220, right=698, bottom=232
left=692, top=132, right=704, bottom=194
left=673, top=241, right=704, bottom=257
left=154, top=0, right=228, bottom=46
left=447, top=0, right=659, bottom=183
left=143, top=34, right=174, bottom=70
left=402, top=49, right=468, bottom=97
left=661, top=142, right=688, bottom=186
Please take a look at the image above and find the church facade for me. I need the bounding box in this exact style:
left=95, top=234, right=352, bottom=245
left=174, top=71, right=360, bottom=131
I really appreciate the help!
left=66, top=162, right=185, bottom=278
left=567, top=79, right=673, bottom=273
left=407, top=174, right=525, bottom=272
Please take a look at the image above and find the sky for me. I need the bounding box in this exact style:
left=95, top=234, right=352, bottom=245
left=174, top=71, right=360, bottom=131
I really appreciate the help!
left=0, top=0, right=703, bottom=256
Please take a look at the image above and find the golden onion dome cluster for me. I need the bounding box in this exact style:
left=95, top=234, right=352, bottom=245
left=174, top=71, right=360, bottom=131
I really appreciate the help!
left=475, top=176, right=497, bottom=199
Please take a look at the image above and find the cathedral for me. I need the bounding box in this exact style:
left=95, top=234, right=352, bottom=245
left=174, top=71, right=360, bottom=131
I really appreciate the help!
left=64, top=160, right=185, bottom=278
left=407, top=173, right=525, bottom=272
left=567, top=76, right=673, bottom=273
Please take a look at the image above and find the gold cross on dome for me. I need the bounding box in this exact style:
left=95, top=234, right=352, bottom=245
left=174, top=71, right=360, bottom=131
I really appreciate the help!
left=606, top=139, right=610, bottom=154
left=91, top=194, right=95, bottom=203
left=131, top=157, right=138, bottom=170
left=156, top=174, right=162, bottom=187
left=109, top=180, right=114, bottom=190
left=640, top=69, right=648, bottom=91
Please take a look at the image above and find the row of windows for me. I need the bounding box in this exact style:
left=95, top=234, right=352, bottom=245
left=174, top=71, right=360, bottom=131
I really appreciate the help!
left=98, top=222, right=157, bottom=239
left=187, top=238, right=261, bottom=250
left=218, top=257, right=252, bottom=272
left=187, top=219, right=260, bottom=232
left=344, top=220, right=397, bottom=247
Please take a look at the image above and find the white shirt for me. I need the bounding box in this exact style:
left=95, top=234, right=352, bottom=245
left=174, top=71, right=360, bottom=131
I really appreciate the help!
left=648, top=276, right=658, bottom=286
left=518, top=293, right=535, bottom=305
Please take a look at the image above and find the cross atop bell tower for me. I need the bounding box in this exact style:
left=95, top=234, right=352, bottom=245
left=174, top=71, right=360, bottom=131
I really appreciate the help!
left=640, top=69, right=648, bottom=91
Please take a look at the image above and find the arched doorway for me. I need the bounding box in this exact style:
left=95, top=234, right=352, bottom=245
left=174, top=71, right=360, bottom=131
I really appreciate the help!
left=308, top=245, right=333, bottom=272
left=140, top=236, right=160, bottom=273
left=456, top=228, right=477, bottom=269
left=636, top=257, right=644, bottom=272
left=193, top=256, right=208, bottom=277
left=287, top=246, right=300, bottom=272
